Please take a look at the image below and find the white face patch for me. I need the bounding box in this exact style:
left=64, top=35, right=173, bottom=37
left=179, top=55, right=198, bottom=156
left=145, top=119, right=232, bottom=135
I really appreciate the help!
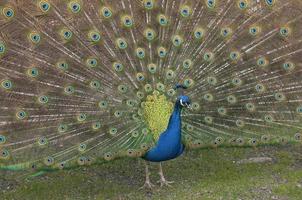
left=180, top=99, right=185, bottom=106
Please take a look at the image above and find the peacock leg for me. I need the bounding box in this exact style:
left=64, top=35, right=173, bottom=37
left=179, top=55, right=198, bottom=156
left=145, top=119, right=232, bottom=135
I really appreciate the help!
left=157, top=162, right=174, bottom=187
left=139, top=160, right=155, bottom=189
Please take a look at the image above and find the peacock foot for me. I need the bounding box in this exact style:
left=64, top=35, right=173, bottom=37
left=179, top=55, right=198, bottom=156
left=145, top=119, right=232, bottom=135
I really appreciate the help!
left=157, top=178, right=174, bottom=187
left=139, top=180, right=155, bottom=190
left=157, top=162, right=174, bottom=187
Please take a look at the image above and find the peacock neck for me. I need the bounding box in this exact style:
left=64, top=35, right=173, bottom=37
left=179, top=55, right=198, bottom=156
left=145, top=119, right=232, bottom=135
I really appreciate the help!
left=167, top=102, right=182, bottom=130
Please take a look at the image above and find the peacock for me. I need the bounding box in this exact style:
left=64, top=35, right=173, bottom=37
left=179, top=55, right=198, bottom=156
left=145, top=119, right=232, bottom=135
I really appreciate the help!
left=0, top=0, right=302, bottom=189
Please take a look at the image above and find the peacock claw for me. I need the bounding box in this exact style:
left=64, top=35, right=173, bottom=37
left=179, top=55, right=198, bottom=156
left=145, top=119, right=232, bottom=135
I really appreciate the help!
left=157, top=162, right=173, bottom=187
left=139, top=181, right=155, bottom=190
left=157, top=179, right=174, bottom=187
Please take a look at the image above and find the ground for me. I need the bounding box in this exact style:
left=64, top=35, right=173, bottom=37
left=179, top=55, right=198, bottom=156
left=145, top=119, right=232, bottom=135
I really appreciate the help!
left=1, top=145, right=301, bottom=200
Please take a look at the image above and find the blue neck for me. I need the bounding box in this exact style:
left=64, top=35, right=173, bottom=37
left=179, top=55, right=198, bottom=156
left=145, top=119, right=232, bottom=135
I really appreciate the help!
left=167, top=101, right=182, bottom=130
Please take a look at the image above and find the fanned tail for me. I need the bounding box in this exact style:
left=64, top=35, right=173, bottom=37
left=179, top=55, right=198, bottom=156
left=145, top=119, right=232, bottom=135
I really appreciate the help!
left=0, top=0, right=301, bottom=177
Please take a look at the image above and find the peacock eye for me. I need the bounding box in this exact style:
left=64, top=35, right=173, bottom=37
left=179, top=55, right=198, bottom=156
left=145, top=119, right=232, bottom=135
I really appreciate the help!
left=38, top=95, right=49, bottom=104
left=207, top=0, right=216, bottom=9
left=295, top=133, right=302, bottom=141
left=101, top=7, right=112, bottom=18
left=3, top=7, right=14, bottom=19
left=6, top=10, right=13, bottom=17
left=144, top=29, right=156, bottom=41
left=61, top=28, right=73, bottom=40
left=165, top=70, right=175, bottom=79
left=57, top=61, right=69, bottom=71
left=255, top=83, right=265, bottom=92
left=182, top=59, right=192, bottom=69
left=77, top=156, right=86, bottom=165
left=180, top=5, right=191, bottom=18
left=77, top=113, right=87, bottom=122
left=236, top=120, right=245, bottom=128
left=136, top=48, right=145, bottom=59
left=92, top=122, right=101, bottom=130
left=131, top=131, right=139, bottom=138
left=172, top=35, right=183, bottom=47
left=86, top=58, right=98, bottom=68
left=191, top=102, right=200, bottom=111
left=58, top=124, right=68, bottom=133
left=113, top=62, right=124, bottom=72
left=27, top=68, right=39, bottom=77
left=207, top=76, right=217, bottom=85
left=0, top=149, right=10, bottom=159
left=118, top=84, right=128, bottom=93
left=64, top=86, right=75, bottom=94
left=98, top=100, right=108, bottom=108
left=144, top=0, right=154, bottom=9
left=221, top=27, right=231, bottom=37
left=249, top=26, right=261, bottom=36
left=194, top=28, right=204, bottom=39
left=44, top=156, right=54, bottom=166
left=1, top=80, right=12, bottom=89
left=158, top=14, right=168, bottom=26
left=136, top=91, right=144, bottom=99
left=122, top=15, right=133, bottom=28
left=144, top=84, right=153, bottom=93
left=264, top=114, right=274, bottom=123
left=78, top=143, right=86, bottom=152
left=257, top=57, right=268, bottom=68
left=274, top=92, right=286, bottom=101
left=90, top=80, right=101, bottom=89
left=227, top=95, right=237, bottom=104
left=218, top=107, right=227, bottom=115
left=29, top=32, right=41, bottom=44
left=69, top=2, right=81, bottom=13
left=204, top=116, right=213, bottom=124
left=38, top=137, right=48, bottom=146
left=116, top=38, right=128, bottom=49
left=230, top=51, right=240, bottom=60
left=16, top=110, right=27, bottom=120
left=158, top=47, right=167, bottom=58
left=184, top=79, right=194, bottom=88
left=238, top=0, right=248, bottom=9
left=265, top=0, right=275, bottom=6
left=109, top=127, right=117, bottom=135
left=280, top=27, right=290, bottom=37
left=89, top=31, right=101, bottom=42
left=136, top=73, right=145, bottom=81
left=0, top=42, right=6, bottom=54
left=297, top=106, right=302, bottom=114
left=204, top=93, right=214, bottom=101
left=0, top=135, right=6, bottom=144
left=203, top=52, right=214, bottom=61
left=39, top=1, right=50, bottom=12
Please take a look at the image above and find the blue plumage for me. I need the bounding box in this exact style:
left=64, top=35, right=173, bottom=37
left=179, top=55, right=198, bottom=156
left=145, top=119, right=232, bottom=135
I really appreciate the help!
left=142, top=95, right=190, bottom=162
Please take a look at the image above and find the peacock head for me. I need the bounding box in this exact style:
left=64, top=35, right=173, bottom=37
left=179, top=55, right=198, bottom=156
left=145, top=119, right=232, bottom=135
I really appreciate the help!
left=177, top=95, right=191, bottom=109
left=174, top=84, right=191, bottom=108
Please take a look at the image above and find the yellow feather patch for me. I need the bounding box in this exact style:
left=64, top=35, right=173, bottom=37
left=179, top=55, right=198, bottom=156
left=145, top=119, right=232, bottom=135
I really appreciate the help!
left=143, top=91, right=173, bottom=141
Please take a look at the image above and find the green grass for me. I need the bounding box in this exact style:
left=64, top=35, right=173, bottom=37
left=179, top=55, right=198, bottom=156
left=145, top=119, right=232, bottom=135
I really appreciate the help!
left=1, top=145, right=301, bottom=200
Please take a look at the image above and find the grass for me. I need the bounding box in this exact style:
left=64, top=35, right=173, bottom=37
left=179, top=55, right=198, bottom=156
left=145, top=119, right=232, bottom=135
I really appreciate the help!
left=1, top=144, right=301, bottom=200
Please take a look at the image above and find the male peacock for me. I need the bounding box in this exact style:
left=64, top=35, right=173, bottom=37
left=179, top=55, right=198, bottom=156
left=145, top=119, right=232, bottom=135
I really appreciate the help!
left=0, top=0, right=302, bottom=189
